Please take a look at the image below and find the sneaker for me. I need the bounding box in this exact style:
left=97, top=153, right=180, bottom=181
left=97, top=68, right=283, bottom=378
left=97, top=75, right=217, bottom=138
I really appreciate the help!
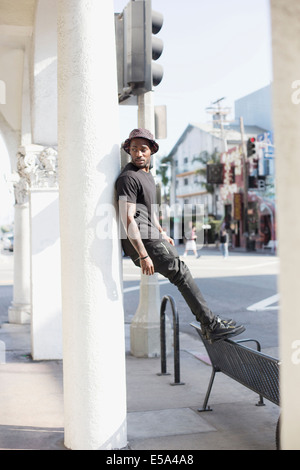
left=205, top=318, right=245, bottom=343
left=216, top=315, right=236, bottom=326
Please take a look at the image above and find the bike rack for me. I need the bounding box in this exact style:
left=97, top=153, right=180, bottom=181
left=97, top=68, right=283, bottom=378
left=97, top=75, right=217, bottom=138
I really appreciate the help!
left=157, top=295, right=185, bottom=385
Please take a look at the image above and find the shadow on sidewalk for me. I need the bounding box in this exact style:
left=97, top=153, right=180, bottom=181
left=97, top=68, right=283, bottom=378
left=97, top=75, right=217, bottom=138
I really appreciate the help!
left=0, top=424, right=66, bottom=450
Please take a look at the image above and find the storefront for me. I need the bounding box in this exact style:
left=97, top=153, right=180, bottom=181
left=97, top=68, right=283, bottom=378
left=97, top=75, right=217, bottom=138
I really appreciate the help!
left=228, top=192, right=276, bottom=251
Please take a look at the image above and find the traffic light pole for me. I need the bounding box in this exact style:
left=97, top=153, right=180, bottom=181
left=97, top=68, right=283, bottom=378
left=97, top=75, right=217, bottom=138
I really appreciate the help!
left=130, top=91, right=171, bottom=357
left=240, top=117, right=249, bottom=250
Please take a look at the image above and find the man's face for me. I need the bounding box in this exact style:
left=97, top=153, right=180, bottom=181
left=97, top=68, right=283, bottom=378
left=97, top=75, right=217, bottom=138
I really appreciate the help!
left=129, top=138, right=152, bottom=171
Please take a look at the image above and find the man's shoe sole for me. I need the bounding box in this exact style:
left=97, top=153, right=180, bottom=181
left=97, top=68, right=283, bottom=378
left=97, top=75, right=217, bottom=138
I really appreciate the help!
left=207, top=325, right=246, bottom=343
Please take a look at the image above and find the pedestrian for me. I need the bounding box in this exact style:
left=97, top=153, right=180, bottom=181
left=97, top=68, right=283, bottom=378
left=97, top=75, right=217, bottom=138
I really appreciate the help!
left=183, top=224, right=200, bottom=258
left=220, top=229, right=229, bottom=258
left=116, top=128, right=245, bottom=342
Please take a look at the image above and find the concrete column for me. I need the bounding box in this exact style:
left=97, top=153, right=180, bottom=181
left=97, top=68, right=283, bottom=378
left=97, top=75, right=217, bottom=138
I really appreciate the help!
left=57, top=0, right=127, bottom=450
left=8, top=144, right=41, bottom=324
left=30, top=188, right=62, bottom=361
left=8, top=202, right=31, bottom=324
left=271, top=0, right=300, bottom=450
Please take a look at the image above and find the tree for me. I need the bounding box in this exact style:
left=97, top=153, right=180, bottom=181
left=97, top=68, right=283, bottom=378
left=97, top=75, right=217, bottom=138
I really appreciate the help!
left=192, top=149, right=222, bottom=217
left=156, top=154, right=172, bottom=204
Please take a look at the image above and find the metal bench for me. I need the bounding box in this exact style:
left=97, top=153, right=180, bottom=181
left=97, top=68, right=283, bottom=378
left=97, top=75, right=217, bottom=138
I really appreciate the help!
left=191, top=322, right=281, bottom=448
left=190, top=322, right=280, bottom=411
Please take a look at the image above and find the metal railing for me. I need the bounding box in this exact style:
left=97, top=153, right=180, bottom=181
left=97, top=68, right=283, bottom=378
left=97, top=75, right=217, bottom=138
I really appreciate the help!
left=157, top=295, right=185, bottom=385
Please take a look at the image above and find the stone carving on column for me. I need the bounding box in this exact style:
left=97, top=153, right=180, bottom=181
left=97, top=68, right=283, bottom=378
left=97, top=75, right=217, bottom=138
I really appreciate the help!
left=31, top=147, right=58, bottom=189
left=11, top=146, right=58, bottom=196
left=11, top=148, right=36, bottom=204
left=8, top=146, right=58, bottom=324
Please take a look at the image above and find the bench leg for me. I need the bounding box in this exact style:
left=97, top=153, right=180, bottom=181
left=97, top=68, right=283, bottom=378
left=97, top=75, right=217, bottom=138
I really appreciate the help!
left=198, top=368, right=216, bottom=412
left=256, top=395, right=265, bottom=407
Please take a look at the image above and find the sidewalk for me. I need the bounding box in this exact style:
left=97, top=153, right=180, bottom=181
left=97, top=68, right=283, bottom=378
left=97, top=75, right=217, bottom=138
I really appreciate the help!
left=0, top=318, right=280, bottom=450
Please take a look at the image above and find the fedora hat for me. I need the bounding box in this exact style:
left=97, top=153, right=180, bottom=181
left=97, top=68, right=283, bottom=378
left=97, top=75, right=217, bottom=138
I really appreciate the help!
left=122, top=128, right=159, bottom=155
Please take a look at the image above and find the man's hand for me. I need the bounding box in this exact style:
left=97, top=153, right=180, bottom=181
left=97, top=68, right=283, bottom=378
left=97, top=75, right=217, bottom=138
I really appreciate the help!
left=140, top=256, right=154, bottom=275
left=161, top=232, right=175, bottom=246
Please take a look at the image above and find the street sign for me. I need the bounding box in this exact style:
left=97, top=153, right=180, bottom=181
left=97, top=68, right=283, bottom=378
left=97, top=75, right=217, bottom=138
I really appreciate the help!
left=264, top=152, right=274, bottom=159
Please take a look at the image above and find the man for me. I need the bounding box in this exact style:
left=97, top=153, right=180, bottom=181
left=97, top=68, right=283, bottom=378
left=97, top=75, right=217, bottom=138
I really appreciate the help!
left=116, top=128, right=245, bottom=342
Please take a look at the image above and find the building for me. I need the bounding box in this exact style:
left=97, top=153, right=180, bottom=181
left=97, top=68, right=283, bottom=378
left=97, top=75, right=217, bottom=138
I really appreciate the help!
left=234, top=85, right=276, bottom=250
left=166, top=121, right=268, bottom=246
left=235, top=84, right=273, bottom=132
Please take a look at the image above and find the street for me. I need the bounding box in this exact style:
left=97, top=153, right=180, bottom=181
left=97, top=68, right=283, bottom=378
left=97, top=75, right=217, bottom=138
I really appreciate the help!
left=0, top=244, right=279, bottom=351
left=0, top=243, right=280, bottom=451
left=123, top=245, right=279, bottom=351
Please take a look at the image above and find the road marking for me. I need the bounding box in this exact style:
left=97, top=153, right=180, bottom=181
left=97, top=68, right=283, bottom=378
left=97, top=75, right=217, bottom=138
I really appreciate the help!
left=123, top=279, right=170, bottom=294
left=247, top=293, right=280, bottom=311
left=190, top=260, right=278, bottom=271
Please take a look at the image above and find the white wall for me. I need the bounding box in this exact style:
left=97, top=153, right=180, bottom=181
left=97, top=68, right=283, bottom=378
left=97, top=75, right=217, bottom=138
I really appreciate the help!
left=0, top=48, right=24, bottom=131
left=31, top=0, right=58, bottom=146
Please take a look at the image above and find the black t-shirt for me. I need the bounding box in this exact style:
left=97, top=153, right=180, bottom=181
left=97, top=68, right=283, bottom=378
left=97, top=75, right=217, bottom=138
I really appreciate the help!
left=116, top=162, right=161, bottom=245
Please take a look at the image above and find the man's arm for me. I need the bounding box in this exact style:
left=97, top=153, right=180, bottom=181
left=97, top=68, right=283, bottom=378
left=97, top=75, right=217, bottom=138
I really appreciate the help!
left=119, top=200, right=155, bottom=275
left=152, top=210, right=175, bottom=246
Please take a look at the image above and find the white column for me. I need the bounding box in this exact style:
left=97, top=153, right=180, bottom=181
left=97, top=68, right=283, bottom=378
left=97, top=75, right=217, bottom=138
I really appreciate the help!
left=8, top=202, right=31, bottom=324
left=271, top=0, right=300, bottom=450
left=30, top=187, right=62, bottom=360
left=29, top=147, right=62, bottom=360
left=57, top=0, right=127, bottom=450
left=8, top=145, right=40, bottom=324
left=130, top=92, right=171, bottom=357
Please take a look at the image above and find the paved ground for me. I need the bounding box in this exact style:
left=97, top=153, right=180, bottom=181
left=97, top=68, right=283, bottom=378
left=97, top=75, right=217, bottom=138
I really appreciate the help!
left=0, top=245, right=280, bottom=451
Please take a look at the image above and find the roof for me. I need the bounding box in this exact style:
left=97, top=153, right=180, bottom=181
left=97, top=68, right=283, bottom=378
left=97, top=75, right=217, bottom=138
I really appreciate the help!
left=167, top=122, right=268, bottom=158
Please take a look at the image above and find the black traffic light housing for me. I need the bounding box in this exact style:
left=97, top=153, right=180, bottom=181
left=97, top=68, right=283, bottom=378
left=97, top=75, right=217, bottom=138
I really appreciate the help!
left=252, top=158, right=259, bottom=170
left=247, top=137, right=256, bottom=158
left=206, top=164, right=224, bottom=184
left=115, top=0, right=164, bottom=100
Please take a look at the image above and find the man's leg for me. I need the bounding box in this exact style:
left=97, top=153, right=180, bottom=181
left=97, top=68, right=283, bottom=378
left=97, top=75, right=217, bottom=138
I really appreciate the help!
left=162, top=256, right=217, bottom=327
left=145, top=240, right=245, bottom=341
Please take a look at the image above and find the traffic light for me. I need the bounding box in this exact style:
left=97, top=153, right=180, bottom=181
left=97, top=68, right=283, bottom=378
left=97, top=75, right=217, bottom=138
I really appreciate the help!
left=206, top=164, right=224, bottom=184
left=146, top=2, right=164, bottom=89
left=115, top=0, right=164, bottom=100
left=247, top=137, right=256, bottom=158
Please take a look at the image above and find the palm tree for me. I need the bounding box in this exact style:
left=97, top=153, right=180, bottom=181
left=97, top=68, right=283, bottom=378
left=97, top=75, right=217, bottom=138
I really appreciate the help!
left=192, top=148, right=222, bottom=216
left=192, top=149, right=221, bottom=192
left=156, top=155, right=172, bottom=204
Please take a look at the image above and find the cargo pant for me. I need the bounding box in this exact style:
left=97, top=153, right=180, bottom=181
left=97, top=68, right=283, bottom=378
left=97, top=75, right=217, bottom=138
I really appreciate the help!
left=122, top=237, right=217, bottom=328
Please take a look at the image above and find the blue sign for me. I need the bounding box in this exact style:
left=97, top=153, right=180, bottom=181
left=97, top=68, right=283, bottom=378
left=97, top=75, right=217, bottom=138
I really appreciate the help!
left=257, top=131, right=274, bottom=159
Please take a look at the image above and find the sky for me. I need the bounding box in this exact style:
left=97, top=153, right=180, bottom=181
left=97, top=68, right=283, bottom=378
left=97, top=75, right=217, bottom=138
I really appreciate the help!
left=0, top=0, right=273, bottom=225
left=114, top=0, right=273, bottom=156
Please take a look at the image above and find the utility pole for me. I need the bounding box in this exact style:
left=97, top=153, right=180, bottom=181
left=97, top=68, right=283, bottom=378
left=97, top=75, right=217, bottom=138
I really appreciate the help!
left=130, top=91, right=171, bottom=357
left=240, top=116, right=249, bottom=250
